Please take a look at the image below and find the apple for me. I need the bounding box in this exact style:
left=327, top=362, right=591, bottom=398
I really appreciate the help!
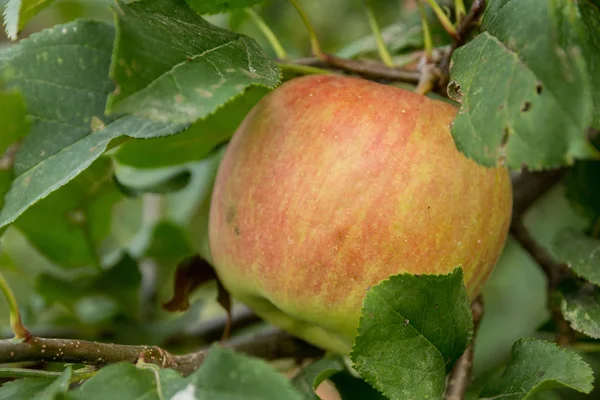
left=208, top=75, right=512, bottom=354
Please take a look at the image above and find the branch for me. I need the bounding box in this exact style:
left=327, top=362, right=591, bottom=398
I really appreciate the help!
left=0, top=328, right=323, bottom=376
left=508, top=169, right=575, bottom=346
left=438, top=0, right=486, bottom=90
left=291, top=55, right=420, bottom=83
left=444, top=296, right=483, bottom=400
left=511, top=169, right=566, bottom=220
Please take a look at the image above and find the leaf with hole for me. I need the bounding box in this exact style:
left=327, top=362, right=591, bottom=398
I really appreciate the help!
left=449, top=0, right=599, bottom=170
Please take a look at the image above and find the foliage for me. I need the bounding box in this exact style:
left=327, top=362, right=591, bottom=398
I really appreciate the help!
left=0, top=0, right=598, bottom=399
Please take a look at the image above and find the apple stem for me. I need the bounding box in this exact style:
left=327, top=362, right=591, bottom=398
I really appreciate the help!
left=363, top=1, right=394, bottom=67
left=454, top=0, right=467, bottom=23
left=288, top=0, right=325, bottom=60
left=245, top=8, right=289, bottom=61
left=417, top=1, right=434, bottom=61
left=423, top=0, right=458, bottom=39
left=0, top=271, right=31, bottom=342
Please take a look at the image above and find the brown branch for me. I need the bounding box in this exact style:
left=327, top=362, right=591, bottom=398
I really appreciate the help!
left=290, top=55, right=420, bottom=83
left=508, top=169, right=575, bottom=346
left=439, top=0, right=487, bottom=91
left=0, top=328, right=323, bottom=377
left=444, top=296, right=484, bottom=400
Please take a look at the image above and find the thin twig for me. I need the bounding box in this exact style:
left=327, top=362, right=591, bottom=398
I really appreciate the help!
left=292, top=56, right=420, bottom=83
left=444, top=296, right=483, bottom=400
left=0, top=328, right=323, bottom=377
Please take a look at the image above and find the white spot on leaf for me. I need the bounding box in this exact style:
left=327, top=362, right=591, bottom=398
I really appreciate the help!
left=170, top=384, right=197, bottom=400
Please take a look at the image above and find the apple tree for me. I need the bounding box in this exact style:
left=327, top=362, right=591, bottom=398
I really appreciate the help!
left=0, top=0, right=598, bottom=399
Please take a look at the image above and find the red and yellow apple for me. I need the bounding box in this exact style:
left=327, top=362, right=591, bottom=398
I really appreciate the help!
left=208, top=75, right=512, bottom=354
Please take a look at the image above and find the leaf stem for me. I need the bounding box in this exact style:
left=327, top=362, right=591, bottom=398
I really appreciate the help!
left=591, top=214, right=600, bottom=239
left=417, top=1, right=433, bottom=60
left=572, top=342, right=600, bottom=353
left=454, top=0, right=466, bottom=22
left=288, top=0, right=325, bottom=59
left=245, top=9, right=289, bottom=60
left=423, top=0, right=458, bottom=38
left=0, top=271, right=30, bottom=341
left=363, top=1, right=394, bottom=67
left=0, top=367, right=95, bottom=382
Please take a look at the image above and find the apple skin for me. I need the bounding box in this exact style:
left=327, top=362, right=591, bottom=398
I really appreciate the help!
left=208, top=75, right=512, bottom=354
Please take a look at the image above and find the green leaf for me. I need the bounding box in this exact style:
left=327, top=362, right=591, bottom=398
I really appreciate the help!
left=66, top=363, right=182, bottom=400
left=449, top=0, right=598, bottom=170
left=350, top=268, right=473, bottom=400
left=13, top=157, right=121, bottom=268
left=107, top=0, right=280, bottom=124
left=558, top=288, right=600, bottom=339
left=144, top=220, right=196, bottom=302
left=0, top=85, right=29, bottom=211
left=36, top=254, right=142, bottom=323
left=169, top=149, right=226, bottom=261
left=329, top=371, right=386, bottom=400
left=114, top=168, right=192, bottom=196
left=291, top=356, right=345, bottom=399
left=577, top=0, right=600, bottom=129
left=0, top=85, right=28, bottom=154
left=0, top=367, right=71, bottom=400
left=114, top=87, right=267, bottom=168
left=480, top=338, right=594, bottom=399
left=164, top=346, right=304, bottom=400
left=565, top=160, right=600, bottom=222
left=551, top=229, right=600, bottom=286
left=3, top=0, right=57, bottom=40
left=185, top=0, right=264, bottom=15
left=0, top=20, right=186, bottom=230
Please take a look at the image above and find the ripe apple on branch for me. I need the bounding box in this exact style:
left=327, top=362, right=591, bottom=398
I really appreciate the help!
left=208, top=74, right=513, bottom=354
